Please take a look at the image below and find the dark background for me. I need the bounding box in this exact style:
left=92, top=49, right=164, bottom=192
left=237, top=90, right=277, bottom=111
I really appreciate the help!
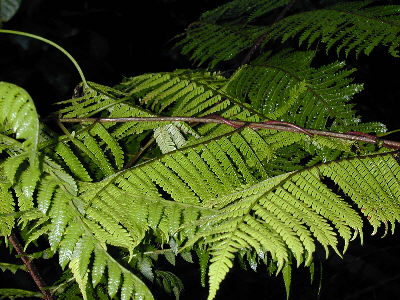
left=1, top=0, right=400, bottom=299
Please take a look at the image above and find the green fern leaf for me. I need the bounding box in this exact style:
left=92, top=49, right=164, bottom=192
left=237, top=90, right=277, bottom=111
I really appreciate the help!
left=0, top=288, right=42, bottom=299
left=155, top=270, right=184, bottom=300
left=177, top=24, right=265, bottom=68
left=225, top=50, right=385, bottom=133
left=91, top=247, right=107, bottom=288
left=282, top=262, right=291, bottom=300
left=57, top=82, right=126, bottom=118
left=154, top=124, right=187, bottom=154
left=186, top=151, right=400, bottom=299
left=35, top=175, right=58, bottom=214
left=0, top=184, right=14, bottom=236
left=0, top=262, right=26, bottom=274
left=267, top=1, right=400, bottom=57
left=58, top=222, right=83, bottom=269
left=69, top=256, right=89, bottom=300
left=55, top=142, right=92, bottom=182
left=196, top=248, right=210, bottom=287
left=0, top=82, right=39, bottom=162
left=24, top=223, right=52, bottom=251
left=107, top=260, right=122, bottom=298
left=42, top=156, right=77, bottom=196
left=1, top=154, right=28, bottom=184
left=89, top=123, right=124, bottom=169
left=200, top=0, right=291, bottom=23
left=14, top=164, right=41, bottom=211
left=177, top=1, right=400, bottom=67
left=48, top=190, right=73, bottom=249
left=120, top=273, right=135, bottom=300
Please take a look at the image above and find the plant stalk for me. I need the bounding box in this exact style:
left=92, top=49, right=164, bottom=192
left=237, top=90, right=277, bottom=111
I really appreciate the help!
left=58, top=116, right=400, bottom=149
left=0, top=29, right=87, bottom=86
left=8, top=231, right=54, bottom=300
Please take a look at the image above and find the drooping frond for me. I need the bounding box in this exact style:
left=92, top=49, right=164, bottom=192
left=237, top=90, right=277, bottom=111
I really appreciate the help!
left=0, top=82, right=41, bottom=235
left=185, top=151, right=400, bottom=300
left=177, top=1, right=400, bottom=68
left=154, top=270, right=184, bottom=299
left=79, top=180, right=214, bottom=245
left=200, top=0, right=291, bottom=23
left=66, top=234, right=155, bottom=300
left=0, top=82, right=39, bottom=160
left=176, top=23, right=265, bottom=68
left=266, top=1, right=400, bottom=57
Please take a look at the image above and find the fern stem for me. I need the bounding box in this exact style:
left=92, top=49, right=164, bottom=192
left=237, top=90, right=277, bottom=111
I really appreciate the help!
left=8, top=230, right=54, bottom=300
left=0, top=29, right=87, bottom=86
left=125, top=136, right=156, bottom=168
left=58, top=116, right=400, bottom=149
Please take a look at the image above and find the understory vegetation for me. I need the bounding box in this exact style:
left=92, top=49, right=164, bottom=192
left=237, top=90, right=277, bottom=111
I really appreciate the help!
left=1, top=0, right=400, bottom=299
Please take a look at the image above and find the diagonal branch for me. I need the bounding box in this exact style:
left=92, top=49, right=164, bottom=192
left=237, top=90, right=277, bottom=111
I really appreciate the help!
left=8, top=230, right=54, bottom=300
left=57, top=115, right=400, bottom=149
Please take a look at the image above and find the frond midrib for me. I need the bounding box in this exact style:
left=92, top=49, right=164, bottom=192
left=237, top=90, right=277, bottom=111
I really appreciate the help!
left=82, top=127, right=246, bottom=205
left=212, top=150, right=397, bottom=225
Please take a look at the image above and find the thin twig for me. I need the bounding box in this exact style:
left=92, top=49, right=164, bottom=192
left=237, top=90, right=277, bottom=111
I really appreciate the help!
left=240, top=0, right=298, bottom=65
left=58, top=115, right=400, bottom=150
left=125, top=137, right=156, bottom=168
left=8, top=230, right=54, bottom=300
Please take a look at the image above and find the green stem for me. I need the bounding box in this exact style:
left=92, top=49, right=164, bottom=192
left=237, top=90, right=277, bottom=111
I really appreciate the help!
left=377, top=128, right=400, bottom=137
left=0, top=29, right=87, bottom=86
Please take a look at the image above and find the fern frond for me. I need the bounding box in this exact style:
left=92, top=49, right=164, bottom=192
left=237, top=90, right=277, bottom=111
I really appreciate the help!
left=54, top=142, right=92, bottom=182
left=1, top=154, right=28, bottom=184
left=0, top=83, right=42, bottom=233
left=266, top=1, right=400, bottom=57
left=176, top=24, right=265, bottom=68
left=58, top=82, right=201, bottom=157
left=155, top=270, right=184, bottom=300
left=200, top=0, right=291, bottom=23
left=0, top=184, right=14, bottom=236
left=0, top=82, right=39, bottom=159
left=0, top=262, right=26, bottom=274
left=48, top=189, right=73, bottom=249
left=154, top=124, right=187, bottom=154
left=177, top=1, right=400, bottom=68
left=80, top=181, right=213, bottom=245
left=89, top=123, right=125, bottom=169
left=57, top=82, right=126, bottom=118
left=0, top=288, right=42, bottom=299
left=225, top=50, right=386, bottom=132
left=65, top=232, right=154, bottom=300
left=0, top=133, right=22, bottom=154
left=187, top=151, right=400, bottom=299
left=119, top=70, right=227, bottom=115
left=14, top=165, right=41, bottom=211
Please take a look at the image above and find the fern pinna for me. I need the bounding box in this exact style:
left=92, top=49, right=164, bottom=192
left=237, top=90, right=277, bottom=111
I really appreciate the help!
left=1, top=0, right=400, bottom=299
